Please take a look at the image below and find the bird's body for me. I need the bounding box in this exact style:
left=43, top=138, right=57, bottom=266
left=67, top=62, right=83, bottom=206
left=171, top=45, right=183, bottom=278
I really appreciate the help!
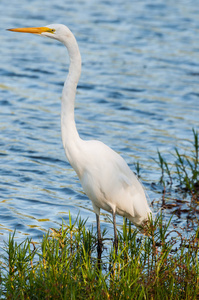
left=8, top=24, right=152, bottom=253
left=69, top=138, right=151, bottom=226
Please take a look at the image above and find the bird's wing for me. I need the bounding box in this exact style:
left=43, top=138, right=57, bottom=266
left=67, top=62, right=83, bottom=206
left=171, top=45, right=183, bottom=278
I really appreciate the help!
left=79, top=140, right=149, bottom=220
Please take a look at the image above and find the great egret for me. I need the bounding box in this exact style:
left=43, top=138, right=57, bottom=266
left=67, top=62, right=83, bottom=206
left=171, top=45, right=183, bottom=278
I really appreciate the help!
left=8, top=24, right=152, bottom=254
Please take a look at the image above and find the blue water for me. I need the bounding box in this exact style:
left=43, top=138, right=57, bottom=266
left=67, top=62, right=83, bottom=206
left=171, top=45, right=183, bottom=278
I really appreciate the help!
left=0, top=0, right=199, bottom=245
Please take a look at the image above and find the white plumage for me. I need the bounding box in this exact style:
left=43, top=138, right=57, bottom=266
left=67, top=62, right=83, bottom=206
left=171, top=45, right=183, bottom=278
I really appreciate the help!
left=8, top=24, right=152, bottom=253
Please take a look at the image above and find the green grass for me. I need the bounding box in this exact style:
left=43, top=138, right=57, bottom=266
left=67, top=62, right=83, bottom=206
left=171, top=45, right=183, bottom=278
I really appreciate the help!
left=0, top=214, right=198, bottom=299
left=154, top=129, right=199, bottom=224
left=156, top=129, right=199, bottom=199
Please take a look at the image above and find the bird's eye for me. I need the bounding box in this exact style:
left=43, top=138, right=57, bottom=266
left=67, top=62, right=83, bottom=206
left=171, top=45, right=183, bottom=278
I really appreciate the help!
left=46, top=28, right=55, bottom=34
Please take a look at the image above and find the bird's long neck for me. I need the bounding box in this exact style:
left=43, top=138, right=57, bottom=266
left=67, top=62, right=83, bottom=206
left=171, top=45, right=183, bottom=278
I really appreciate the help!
left=61, top=33, right=82, bottom=173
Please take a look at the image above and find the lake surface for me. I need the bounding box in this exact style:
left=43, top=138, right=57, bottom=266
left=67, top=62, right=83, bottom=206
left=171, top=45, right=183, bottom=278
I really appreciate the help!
left=0, top=0, right=199, bottom=245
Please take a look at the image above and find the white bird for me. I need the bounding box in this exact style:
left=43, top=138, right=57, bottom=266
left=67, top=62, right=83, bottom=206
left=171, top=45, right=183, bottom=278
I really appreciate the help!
left=8, top=24, right=152, bottom=254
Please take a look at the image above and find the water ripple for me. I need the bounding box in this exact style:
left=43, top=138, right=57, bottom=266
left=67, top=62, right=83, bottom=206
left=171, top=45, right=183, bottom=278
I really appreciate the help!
left=0, top=0, right=199, bottom=244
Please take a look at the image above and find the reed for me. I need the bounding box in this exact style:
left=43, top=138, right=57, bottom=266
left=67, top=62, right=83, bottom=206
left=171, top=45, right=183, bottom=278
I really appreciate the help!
left=156, top=129, right=199, bottom=197
left=0, top=214, right=198, bottom=299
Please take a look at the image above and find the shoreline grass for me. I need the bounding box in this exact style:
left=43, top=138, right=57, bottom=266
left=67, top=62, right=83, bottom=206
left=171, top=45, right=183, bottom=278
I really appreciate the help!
left=0, top=214, right=198, bottom=299
left=155, top=129, right=199, bottom=198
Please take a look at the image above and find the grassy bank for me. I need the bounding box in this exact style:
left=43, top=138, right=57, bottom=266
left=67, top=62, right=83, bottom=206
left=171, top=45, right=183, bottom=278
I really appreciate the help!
left=0, top=214, right=198, bottom=299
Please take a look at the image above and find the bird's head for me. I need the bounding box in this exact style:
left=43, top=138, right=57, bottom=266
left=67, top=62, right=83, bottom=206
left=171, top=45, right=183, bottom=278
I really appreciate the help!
left=7, top=24, right=72, bottom=43
left=8, top=23, right=80, bottom=63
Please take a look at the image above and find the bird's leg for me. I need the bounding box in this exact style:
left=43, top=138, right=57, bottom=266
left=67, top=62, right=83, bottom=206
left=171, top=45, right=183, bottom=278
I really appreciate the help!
left=113, top=211, right=118, bottom=255
left=96, top=214, right=103, bottom=263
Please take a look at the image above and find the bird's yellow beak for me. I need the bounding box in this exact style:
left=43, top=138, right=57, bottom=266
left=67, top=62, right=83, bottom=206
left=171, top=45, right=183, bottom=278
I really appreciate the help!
left=7, top=27, right=54, bottom=34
